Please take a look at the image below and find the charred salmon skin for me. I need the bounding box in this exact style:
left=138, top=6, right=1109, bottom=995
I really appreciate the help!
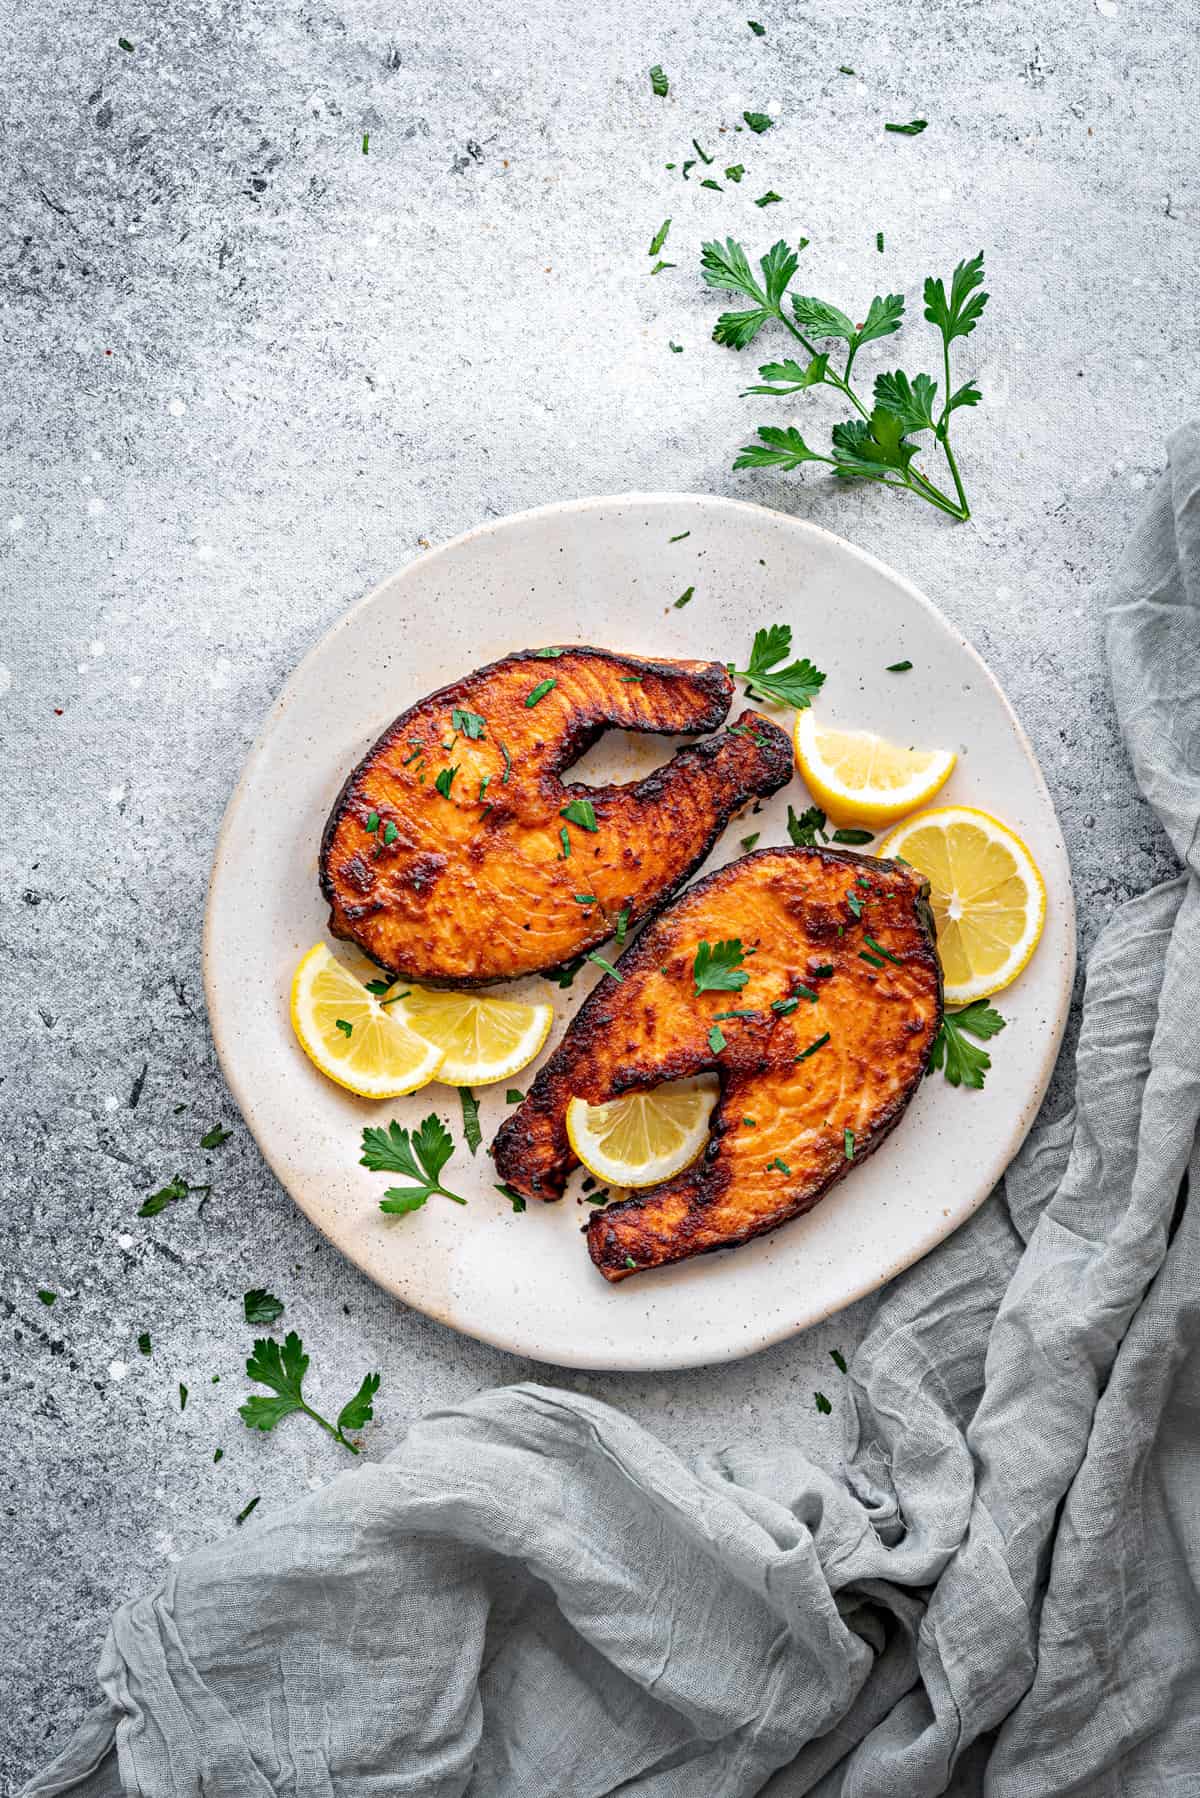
left=491, top=846, right=942, bottom=1279
left=320, top=648, right=792, bottom=984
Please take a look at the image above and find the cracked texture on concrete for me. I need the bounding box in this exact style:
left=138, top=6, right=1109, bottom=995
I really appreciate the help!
left=0, top=0, right=1192, bottom=1782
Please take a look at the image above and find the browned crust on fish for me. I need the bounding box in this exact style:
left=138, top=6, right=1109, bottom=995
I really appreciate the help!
left=491, top=846, right=942, bottom=1279
left=319, top=647, right=793, bottom=984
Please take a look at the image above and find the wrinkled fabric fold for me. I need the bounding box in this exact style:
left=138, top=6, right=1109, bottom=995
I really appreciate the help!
left=26, top=421, right=1200, bottom=1798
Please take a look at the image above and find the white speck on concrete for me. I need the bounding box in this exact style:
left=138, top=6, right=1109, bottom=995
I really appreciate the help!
left=108, top=1361, right=128, bottom=1382
left=8, top=514, right=24, bottom=532
left=103, top=1094, right=120, bottom=1112
left=168, top=399, right=187, bottom=417
left=86, top=497, right=105, bottom=519
left=0, top=666, right=11, bottom=698
left=116, top=1234, right=134, bottom=1251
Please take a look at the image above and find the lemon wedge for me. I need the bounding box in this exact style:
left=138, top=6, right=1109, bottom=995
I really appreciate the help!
left=876, top=805, right=1047, bottom=1003
left=565, top=1076, right=718, bottom=1189
left=794, top=709, right=956, bottom=829
left=290, top=945, right=444, bottom=1098
left=385, top=985, right=554, bottom=1087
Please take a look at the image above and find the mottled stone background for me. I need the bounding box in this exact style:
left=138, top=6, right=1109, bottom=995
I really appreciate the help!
left=1, top=0, right=1192, bottom=1783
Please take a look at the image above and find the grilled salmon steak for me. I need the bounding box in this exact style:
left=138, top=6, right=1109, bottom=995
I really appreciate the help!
left=320, top=648, right=792, bottom=984
left=492, top=847, right=942, bottom=1279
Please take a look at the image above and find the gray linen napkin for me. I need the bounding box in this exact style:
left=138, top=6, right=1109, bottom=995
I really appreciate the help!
left=26, top=422, right=1200, bottom=1798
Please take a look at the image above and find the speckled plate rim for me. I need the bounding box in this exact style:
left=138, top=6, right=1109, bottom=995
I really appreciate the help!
left=202, top=492, right=1076, bottom=1371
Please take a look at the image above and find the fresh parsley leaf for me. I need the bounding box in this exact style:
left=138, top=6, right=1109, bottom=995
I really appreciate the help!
left=560, top=797, right=598, bottom=832
left=335, top=1018, right=353, bottom=1037
left=235, top=1495, right=261, bottom=1524
left=534, top=646, right=564, bottom=658
left=734, top=424, right=827, bottom=469
left=740, top=832, right=760, bottom=850
left=693, top=938, right=748, bottom=994
left=769, top=1156, right=790, bottom=1173
left=796, top=1032, right=831, bottom=1060
left=876, top=230, right=884, bottom=253
left=118, top=36, right=135, bottom=51
left=923, top=251, right=988, bottom=343
left=649, top=217, right=671, bottom=257
left=382, top=820, right=399, bottom=844
left=814, top=1390, right=833, bottom=1415
left=36, top=1288, right=56, bottom=1306
left=495, top=1182, right=527, bottom=1213
left=729, top=623, right=825, bottom=708
left=833, top=827, right=874, bottom=845
left=458, top=1086, right=482, bottom=1155
left=887, top=659, right=914, bottom=672
left=874, top=369, right=938, bottom=433
left=830, top=1347, right=848, bottom=1373
left=755, top=191, right=782, bottom=208
left=741, top=353, right=829, bottom=397
left=616, top=903, right=631, bottom=944
left=243, top=1288, right=284, bottom=1325
left=674, top=586, right=695, bottom=608
left=929, top=1000, right=1006, bottom=1089
left=559, top=826, right=571, bottom=859
left=885, top=119, right=927, bottom=135
left=669, top=340, right=683, bottom=352
left=138, top=1173, right=197, bottom=1217
left=650, top=64, right=669, bottom=96
left=848, top=891, right=864, bottom=920
left=200, top=1124, right=231, bottom=1149
left=838, top=65, right=856, bottom=74
left=451, top=708, right=486, bottom=739
left=137, top=1331, right=152, bottom=1355
left=708, top=1023, right=727, bottom=1053
left=787, top=803, right=828, bottom=846
left=434, top=764, right=458, bottom=799
left=743, top=110, right=773, bottom=133
left=525, top=677, right=557, bottom=707
left=239, top=1330, right=380, bottom=1454
left=361, top=1115, right=468, bottom=1209
left=669, top=530, right=690, bottom=541
left=552, top=956, right=585, bottom=988
left=844, top=1127, right=856, bottom=1159
left=748, top=19, right=766, bottom=34
left=692, top=137, right=715, bottom=164
left=699, top=176, right=722, bottom=191
left=725, top=163, right=745, bottom=182
left=790, top=294, right=856, bottom=342
left=505, top=1088, right=524, bottom=1103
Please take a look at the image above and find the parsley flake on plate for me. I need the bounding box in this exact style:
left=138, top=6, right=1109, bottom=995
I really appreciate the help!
left=458, top=1086, right=482, bottom=1154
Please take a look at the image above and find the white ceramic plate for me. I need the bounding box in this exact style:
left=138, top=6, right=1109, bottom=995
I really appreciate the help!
left=204, top=494, right=1074, bottom=1371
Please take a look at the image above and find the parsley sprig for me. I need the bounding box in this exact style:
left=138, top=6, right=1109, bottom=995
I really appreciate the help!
left=361, top=1115, right=467, bottom=1211
left=702, top=236, right=988, bottom=520
left=239, top=1331, right=380, bottom=1455
left=729, top=624, right=825, bottom=709
left=930, top=1000, right=1006, bottom=1088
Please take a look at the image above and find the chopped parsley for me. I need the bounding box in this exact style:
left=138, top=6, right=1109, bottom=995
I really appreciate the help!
left=795, top=1032, right=830, bottom=1060
left=877, top=231, right=885, bottom=253
left=844, top=1127, right=856, bottom=1159
left=365, top=810, right=380, bottom=833
left=649, top=217, right=672, bottom=257
left=451, top=708, right=486, bottom=739
left=616, top=903, right=631, bottom=944
left=929, top=1000, right=1006, bottom=1089
left=740, top=832, right=760, bottom=850
left=700, top=178, right=723, bottom=192
left=886, top=659, right=913, bottom=672
left=693, top=938, right=748, bottom=994
left=137, top=1331, right=152, bottom=1355
left=743, top=110, right=774, bottom=133
left=534, top=646, right=564, bottom=658
left=651, top=260, right=676, bottom=275
left=787, top=803, right=829, bottom=846
left=434, top=765, right=458, bottom=799
left=524, top=677, right=556, bottom=707
left=573, top=893, right=596, bottom=905
left=586, top=952, right=623, bottom=981
left=560, top=797, right=598, bottom=832
left=830, top=1347, right=848, bottom=1373
left=692, top=137, right=715, bottom=164
left=505, top=1088, right=524, bottom=1104
left=848, top=892, right=864, bottom=920
left=771, top=996, right=799, bottom=1016
left=755, top=191, right=783, bottom=208
left=382, top=820, right=399, bottom=845
left=769, top=1156, right=790, bottom=1174
left=748, top=19, right=766, bottom=34
left=674, top=585, right=695, bottom=608
left=499, top=740, right=512, bottom=784
left=179, top=1383, right=188, bottom=1411
left=669, top=530, right=690, bottom=541
left=708, top=1023, right=727, bottom=1053
left=36, top=1289, right=56, bottom=1306
left=239, top=1330, right=380, bottom=1454
left=859, top=949, right=886, bottom=969
left=402, top=745, right=424, bottom=766
left=885, top=119, right=928, bottom=135
left=235, top=1495, right=261, bottom=1525
left=138, top=1173, right=209, bottom=1217
left=725, top=163, right=745, bottom=182
left=244, top=1288, right=285, bottom=1325
left=200, top=1123, right=231, bottom=1149
left=335, top=1018, right=353, bottom=1038
left=458, top=1087, right=482, bottom=1155
left=559, top=827, right=571, bottom=859
left=362, top=1115, right=468, bottom=1211
left=729, top=624, right=825, bottom=709
left=495, top=1182, right=526, bottom=1213
left=478, top=775, right=490, bottom=801
left=833, top=827, right=874, bottom=845
left=118, top=36, right=135, bottom=51
left=863, top=934, right=903, bottom=965
left=814, top=1391, right=832, bottom=1415
left=649, top=65, right=669, bottom=97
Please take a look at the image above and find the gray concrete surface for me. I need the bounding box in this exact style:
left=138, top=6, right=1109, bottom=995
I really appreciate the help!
left=1, top=0, right=1193, bottom=1783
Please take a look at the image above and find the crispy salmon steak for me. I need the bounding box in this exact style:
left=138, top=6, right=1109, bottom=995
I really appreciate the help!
left=320, top=647, right=792, bottom=984
left=491, top=847, right=942, bottom=1280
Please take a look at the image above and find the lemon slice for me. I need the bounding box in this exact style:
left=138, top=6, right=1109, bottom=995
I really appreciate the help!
left=385, top=985, right=554, bottom=1087
left=290, top=945, right=444, bottom=1098
left=876, top=805, right=1047, bottom=1003
left=565, top=1076, right=718, bottom=1189
left=794, top=709, right=956, bottom=829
